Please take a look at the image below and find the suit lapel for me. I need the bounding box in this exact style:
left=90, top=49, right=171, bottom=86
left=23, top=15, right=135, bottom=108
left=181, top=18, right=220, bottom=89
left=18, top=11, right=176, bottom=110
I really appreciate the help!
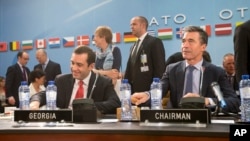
left=176, top=61, right=186, bottom=100
left=87, top=72, right=96, bottom=98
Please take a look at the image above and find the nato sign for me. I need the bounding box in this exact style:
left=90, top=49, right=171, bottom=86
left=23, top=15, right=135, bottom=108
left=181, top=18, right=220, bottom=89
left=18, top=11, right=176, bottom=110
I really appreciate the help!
left=230, top=124, right=250, bottom=141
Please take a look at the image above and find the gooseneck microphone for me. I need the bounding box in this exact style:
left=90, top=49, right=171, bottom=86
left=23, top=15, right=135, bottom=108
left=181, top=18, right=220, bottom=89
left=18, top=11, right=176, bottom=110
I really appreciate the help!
left=210, top=82, right=226, bottom=108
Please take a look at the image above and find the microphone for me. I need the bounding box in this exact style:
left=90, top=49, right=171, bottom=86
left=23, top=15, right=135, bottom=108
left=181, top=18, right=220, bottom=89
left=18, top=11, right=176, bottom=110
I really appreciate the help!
left=210, top=82, right=226, bottom=108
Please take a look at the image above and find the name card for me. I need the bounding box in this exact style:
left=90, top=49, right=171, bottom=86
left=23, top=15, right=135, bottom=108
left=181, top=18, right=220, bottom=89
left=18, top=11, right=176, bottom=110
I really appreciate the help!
left=140, top=109, right=210, bottom=124
left=14, top=109, right=72, bottom=122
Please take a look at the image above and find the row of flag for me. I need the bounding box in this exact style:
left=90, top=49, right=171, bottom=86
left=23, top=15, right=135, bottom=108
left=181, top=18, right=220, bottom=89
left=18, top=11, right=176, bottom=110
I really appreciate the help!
left=0, top=22, right=240, bottom=52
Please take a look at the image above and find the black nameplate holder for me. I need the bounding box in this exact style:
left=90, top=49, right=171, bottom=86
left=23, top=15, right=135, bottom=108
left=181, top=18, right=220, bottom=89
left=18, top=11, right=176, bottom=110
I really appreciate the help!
left=14, top=109, right=72, bottom=122
left=140, top=109, right=210, bottom=127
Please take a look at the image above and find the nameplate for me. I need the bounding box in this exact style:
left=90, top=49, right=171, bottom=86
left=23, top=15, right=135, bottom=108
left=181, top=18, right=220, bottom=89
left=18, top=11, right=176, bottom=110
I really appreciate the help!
left=140, top=109, right=210, bottom=124
left=14, top=109, right=72, bottom=122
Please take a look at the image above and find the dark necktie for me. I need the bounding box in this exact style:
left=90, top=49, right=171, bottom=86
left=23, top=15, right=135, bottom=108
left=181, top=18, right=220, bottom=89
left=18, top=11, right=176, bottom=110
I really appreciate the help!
left=22, top=66, right=27, bottom=81
left=184, top=66, right=195, bottom=94
left=228, top=75, right=233, bottom=86
left=131, top=39, right=140, bottom=62
left=75, top=80, right=84, bottom=99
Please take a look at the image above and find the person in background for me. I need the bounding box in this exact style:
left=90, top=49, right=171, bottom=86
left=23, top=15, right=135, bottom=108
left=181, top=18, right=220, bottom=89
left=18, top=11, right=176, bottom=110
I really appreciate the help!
left=132, top=26, right=240, bottom=113
left=29, top=69, right=46, bottom=97
left=30, top=46, right=121, bottom=114
left=165, top=51, right=211, bottom=68
left=0, top=76, right=7, bottom=112
left=222, top=53, right=239, bottom=96
left=92, top=26, right=122, bottom=85
left=234, top=20, right=250, bottom=84
left=5, top=51, right=30, bottom=107
left=34, top=49, right=62, bottom=86
left=124, top=16, right=165, bottom=107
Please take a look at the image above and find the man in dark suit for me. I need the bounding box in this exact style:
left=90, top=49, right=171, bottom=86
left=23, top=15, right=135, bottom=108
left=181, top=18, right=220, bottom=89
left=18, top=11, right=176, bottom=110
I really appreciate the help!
left=222, top=53, right=239, bottom=95
left=234, top=20, right=250, bottom=84
left=131, top=26, right=240, bottom=113
left=30, top=46, right=120, bottom=114
left=5, top=51, right=30, bottom=107
left=34, top=49, right=62, bottom=86
left=124, top=16, right=165, bottom=106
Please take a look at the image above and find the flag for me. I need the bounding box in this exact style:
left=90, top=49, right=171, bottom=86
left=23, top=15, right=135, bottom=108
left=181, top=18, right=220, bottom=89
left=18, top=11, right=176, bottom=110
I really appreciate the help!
left=36, top=39, right=46, bottom=49
left=0, top=42, right=7, bottom=52
left=158, top=28, right=173, bottom=40
left=10, top=41, right=20, bottom=51
left=123, top=32, right=137, bottom=42
left=22, top=40, right=33, bottom=50
left=147, top=30, right=155, bottom=37
left=236, top=21, right=244, bottom=27
left=215, top=23, right=232, bottom=35
left=63, top=36, right=75, bottom=47
left=92, top=35, right=95, bottom=45
left=112, top=33, right=121, bottom=43
left=200, top=25, right=211, bottom=36
left=48, top=37, right=60, bottom=48
left=77, top=35, right=89, bottom=46
left=176, top=27, right=183, bottom=39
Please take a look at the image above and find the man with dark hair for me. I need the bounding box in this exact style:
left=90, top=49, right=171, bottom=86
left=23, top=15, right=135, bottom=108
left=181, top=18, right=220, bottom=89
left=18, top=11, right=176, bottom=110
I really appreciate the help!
left=30, top=46, right=120, bottom=114
left=124, top=16, right=165, bottom=107
left=132, top=26, right=240, bottom=113
left=5, top=51, right=30, bottom=107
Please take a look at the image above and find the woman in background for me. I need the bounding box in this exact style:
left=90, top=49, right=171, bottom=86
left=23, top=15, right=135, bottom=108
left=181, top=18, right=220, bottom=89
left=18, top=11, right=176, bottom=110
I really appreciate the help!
left=29, top=69, right=46, bottom=97
left=92, top=26, right=122, bottom=85
left=0, top=76, right=7, bottom=108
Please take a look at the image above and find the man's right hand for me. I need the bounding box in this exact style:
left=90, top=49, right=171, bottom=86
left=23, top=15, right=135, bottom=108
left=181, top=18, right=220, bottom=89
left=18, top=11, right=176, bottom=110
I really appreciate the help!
left=131, top=92, right=150, bottom=106
left=29, top=101, right=40, bottom=110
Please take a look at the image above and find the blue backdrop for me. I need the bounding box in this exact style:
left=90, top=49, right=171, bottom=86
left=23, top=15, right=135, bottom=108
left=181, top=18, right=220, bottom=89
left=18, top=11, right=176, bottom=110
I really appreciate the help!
left=0, top=0, right=250, bottom=76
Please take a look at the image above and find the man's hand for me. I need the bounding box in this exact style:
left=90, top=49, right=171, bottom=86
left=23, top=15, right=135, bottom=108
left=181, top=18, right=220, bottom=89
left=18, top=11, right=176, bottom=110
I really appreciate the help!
left=29, top=101, right=40, bottom=110
left=131, top=92, right=150, bottom=106
left=7, top=96, right=15, bottom=105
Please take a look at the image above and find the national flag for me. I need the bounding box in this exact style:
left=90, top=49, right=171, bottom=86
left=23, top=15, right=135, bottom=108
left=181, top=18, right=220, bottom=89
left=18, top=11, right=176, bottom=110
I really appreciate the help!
left=200, top=25, right=211, bottom=36
left=112, top=33, right=121, bottom=43
left=176, top=27, right=183, bottom=39
left=0, top=42, right=7, bottom=52
left=123, top=32, right=137, bottom=42
left=63, top=36, right=75, bottom=47
left=36, top=39, right=46, bottom=49
left=48, top=37, right=60, bottom=48
left=147, top=30, right=155, bottom=37
left=9, top=41, right=20, bottom=51
left=215, top=23, right=232, bottom=35
left=22, top=40, right=33, bottom=50
left=236, top=21, right=244, bottom=27
left=77, top=35, right=89, bottom=46
left=158, top=28, right=173, bottom=40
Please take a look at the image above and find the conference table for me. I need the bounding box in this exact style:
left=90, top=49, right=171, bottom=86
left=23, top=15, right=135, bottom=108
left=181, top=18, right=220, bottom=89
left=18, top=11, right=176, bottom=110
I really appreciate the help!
left=0, top=113, right=234, bottom=141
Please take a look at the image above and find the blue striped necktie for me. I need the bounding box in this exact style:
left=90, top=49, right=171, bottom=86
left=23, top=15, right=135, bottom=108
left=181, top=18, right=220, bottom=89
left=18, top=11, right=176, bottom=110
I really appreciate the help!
left=184, top=66, right=195, bottom=95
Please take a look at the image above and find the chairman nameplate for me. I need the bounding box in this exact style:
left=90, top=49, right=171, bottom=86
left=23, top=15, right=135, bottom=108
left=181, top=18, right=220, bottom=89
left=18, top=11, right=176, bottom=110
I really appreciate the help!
left=14, top=109, right=72, bottom=122
left=140, top=109, right=210, bottom=124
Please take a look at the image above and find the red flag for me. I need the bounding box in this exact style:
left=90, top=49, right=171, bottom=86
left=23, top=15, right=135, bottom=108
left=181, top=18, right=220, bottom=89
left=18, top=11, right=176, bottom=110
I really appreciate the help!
left=0, top=42, right=7, bottom=52
left=36, top=39, right=46, bottom=49
left=77, top=35, right=89, bottom=46
left=215, top=23, right=232, bottom=35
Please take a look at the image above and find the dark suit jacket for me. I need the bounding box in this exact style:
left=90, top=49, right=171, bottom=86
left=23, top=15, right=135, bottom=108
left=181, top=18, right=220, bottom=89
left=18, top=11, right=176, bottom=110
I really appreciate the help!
left=5, top=63, right=30, bottom=107
left=34, top=60, right=61, bottom=86
left=30, top=72, right=121, bottom=114
left=161, top=61, right=240, bottom=113
left=125, top=34, right=165, bottom=95
left=234, top=20, right=250, bottom=83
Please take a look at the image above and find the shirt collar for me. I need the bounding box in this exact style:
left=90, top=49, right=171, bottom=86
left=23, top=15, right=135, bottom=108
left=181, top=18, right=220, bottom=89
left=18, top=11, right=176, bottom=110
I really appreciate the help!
left=75, top=71, right=92, bottom=87
left=185, top=59, right=203, bottom=70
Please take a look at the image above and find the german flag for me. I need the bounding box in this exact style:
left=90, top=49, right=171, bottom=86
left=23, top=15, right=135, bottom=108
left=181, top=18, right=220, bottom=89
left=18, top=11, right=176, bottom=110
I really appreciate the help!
left=10, top=41, right=20, bottom=51
left=123, top=32, right=137, bottom=42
